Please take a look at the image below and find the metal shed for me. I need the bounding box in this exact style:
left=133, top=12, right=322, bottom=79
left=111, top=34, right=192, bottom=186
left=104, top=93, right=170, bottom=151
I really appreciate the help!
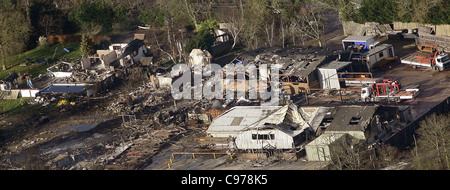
left=317, top=61, right=353, bottom=89
left=305, top=133, right=354, bottom=161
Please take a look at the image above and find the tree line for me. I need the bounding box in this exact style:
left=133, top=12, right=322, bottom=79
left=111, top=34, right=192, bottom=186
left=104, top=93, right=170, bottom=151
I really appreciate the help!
left=332, top=0, right=449, bottom=25
left=1, top=0, right=449, bottom=69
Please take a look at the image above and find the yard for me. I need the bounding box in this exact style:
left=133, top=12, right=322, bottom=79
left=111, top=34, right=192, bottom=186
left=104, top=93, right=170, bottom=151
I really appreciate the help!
left=0, top=43, right=81, bottom=80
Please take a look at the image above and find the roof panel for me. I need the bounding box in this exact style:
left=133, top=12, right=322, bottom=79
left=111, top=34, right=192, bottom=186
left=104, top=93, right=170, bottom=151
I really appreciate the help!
left=326, top=106, right=377, bottom=132
left=342, top=36, right=374, bottom=42
left=207, top=106, right=282, bottom=132
left=39, top=83, right=88, bottom=94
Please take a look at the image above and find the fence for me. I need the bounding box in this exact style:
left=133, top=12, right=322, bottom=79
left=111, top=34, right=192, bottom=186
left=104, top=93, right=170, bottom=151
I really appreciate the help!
left=167, top=152, right=236, bottom=169
left=342, top=21, right=450, bottom=37
left=393, top=22, right=450, bottom=37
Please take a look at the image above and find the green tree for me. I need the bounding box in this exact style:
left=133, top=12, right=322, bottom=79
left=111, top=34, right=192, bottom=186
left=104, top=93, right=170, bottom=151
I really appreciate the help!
left=196, top=19, right=219, bottom=32
left=394, top=0, right=414, bottom=22
left=357, top=0, right=398, bottom=24
left=0, top=1, right=31, bottom=70
left=424, top=1, right=450, bottom=25
left=184, top=29, right=215, bottom=55
left=138, top=5, right=166, bottom=27
left=80, top=34, right=95, bottom=56
left=322, top=0, right=357, bottom=21
left=242, top=0, right=272, bottom=49
left=155, top=0, right=192, bottom=27
left=410, top=0, right=442, bottom=24
left=68, top=0, right=114, bottom=35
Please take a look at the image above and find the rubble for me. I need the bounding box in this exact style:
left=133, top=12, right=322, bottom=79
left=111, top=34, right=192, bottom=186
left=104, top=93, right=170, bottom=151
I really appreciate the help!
left=1, top=17, right=447, bottom=171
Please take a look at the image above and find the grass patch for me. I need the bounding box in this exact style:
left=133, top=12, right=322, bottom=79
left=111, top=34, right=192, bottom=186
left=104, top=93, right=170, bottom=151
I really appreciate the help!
left=0, top=98, right=32, bottom=114
left=0, top=43, right=81, bottom=80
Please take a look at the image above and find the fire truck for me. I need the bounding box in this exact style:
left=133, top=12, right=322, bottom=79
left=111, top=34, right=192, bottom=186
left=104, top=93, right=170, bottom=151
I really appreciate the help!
left=361, top=78, right=419, bottom=102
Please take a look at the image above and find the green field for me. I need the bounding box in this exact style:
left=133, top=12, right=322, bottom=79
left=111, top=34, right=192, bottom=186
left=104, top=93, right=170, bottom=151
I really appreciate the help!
left=0, top=43, right=81, bottom=80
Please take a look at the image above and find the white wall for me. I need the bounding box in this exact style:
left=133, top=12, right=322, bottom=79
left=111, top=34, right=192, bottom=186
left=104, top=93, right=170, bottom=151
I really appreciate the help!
left=52, top=72, right=73, bottom=78
left=2, top=89, right=40, bottom=98
left=305, top=145, right=331, bottom=161
left=318, top=69, right=340, bottom=89
left=305, top=133, right=346, bottom=161
left=235, top=130, right=294, bottom=150
left=20, top=89, right=40, bottom=97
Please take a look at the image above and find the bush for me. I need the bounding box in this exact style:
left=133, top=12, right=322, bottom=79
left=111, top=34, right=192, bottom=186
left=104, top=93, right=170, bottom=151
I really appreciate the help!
left=37, top=36, right=50, bottom=49
left=184, top=29, right=215, bottom=55
left=196, top=19, right=219, bottom=32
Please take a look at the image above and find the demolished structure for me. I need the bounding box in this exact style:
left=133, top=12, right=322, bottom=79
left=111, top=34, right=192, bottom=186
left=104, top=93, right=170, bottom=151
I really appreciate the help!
left=80, top=39, right=148, bottom=71
left=35, top=38, right=151, bottom=100
left=206, top=104, right=311, bottom=151
left=188, top=49, right=212, bottom=68
left=231, top=47, right=339, bottom=94
left=0, top=72, right=40, bottom=99
left=205, top=102, right=412, bottom=160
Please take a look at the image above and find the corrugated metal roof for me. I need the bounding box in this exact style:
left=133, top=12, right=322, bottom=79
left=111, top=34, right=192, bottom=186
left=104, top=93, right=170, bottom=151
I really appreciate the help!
left=207, top=106, right=282, bottom=133
left=326, top=105, right=377, bottom=132
left=39, top=83, right=89, bottom=94
left=207, top=104, right=311, bottom=138
left=318, top=61, right=352, bottom=70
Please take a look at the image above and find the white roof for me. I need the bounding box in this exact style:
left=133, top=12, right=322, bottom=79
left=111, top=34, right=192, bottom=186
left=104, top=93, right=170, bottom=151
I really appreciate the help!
left=206, top=104, right=314, bottom=138
left=342, top=36, right=374, bottom=42
left=318, top=61, right=352, bottom=70
left=206, top=106, right=283, bottom=133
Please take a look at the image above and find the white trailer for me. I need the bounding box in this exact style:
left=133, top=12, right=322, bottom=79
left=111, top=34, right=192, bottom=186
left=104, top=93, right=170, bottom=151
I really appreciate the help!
left=360, top=44, right=396, bottom=71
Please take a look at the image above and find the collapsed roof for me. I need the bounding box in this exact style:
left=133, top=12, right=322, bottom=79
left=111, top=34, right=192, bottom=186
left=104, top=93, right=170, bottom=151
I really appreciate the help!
left=206, top=104, right=310, bottom=138
left=235, top=47, right=338, bottom=76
